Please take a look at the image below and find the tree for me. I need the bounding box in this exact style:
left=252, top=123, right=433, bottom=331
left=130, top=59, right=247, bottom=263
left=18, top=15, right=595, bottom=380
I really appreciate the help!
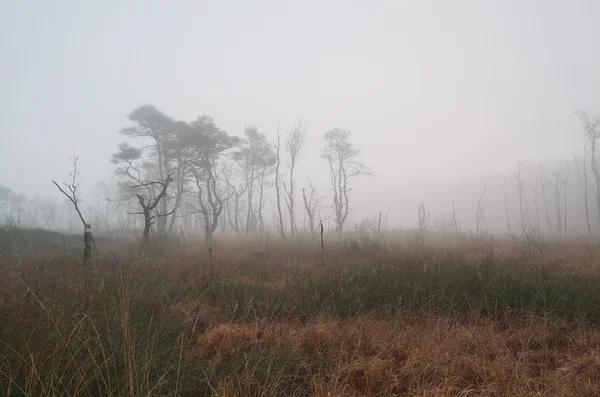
left=302, top=179, right=323, bottom=238
left=181, top=116, right=240, bottom=246
left=117, top=105, right=182, bottom=234
left=515, top=161, right=526, bottom=230
left=502, top=176, right=513, bottom=235
left=475, top=187, right=487, bottom=237
left=0, top=185, right=13, bottom=204
left=551, top=169, right=567, bottom=236
left=222, top=163, right=247, bottom=235
left=539, top=165, right=554, bottom=234
left=0, top=185, right=15, bottom=220
left=321, top=129, right=371, bottom=234
left=235, top=126, right=276, bottom=234
left=563, top=159, right=570, bottom=236
left=575, top=149, right=592, bottom=235
left=283, top=120, right=307, bottom=236
left=273, top=126, right=286, bottom=238
left=165, top=121, right=196, bottom=233
left=577, top=111, right=600, bottom=230
left=530, top=178, right=541, bottom=231
left=129, top=174, right=174, bottom=248
left=52, top=155, right=96, bottom=264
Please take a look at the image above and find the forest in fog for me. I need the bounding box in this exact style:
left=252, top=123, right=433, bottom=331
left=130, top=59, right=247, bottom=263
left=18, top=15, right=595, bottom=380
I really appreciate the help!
left=1, top=105, right=599, bottom=242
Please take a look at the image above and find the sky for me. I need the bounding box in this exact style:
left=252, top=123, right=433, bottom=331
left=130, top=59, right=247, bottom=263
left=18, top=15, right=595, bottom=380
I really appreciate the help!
left=1, top=0, right=599, bottom=226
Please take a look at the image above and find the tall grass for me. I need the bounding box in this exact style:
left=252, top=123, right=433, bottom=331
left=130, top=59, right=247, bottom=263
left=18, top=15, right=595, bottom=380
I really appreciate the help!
left=2, top=231, right=600, bottom=395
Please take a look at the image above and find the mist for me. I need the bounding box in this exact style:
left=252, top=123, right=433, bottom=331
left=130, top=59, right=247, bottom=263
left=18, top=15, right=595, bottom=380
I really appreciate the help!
left=7, top=3, right=600, bottom=395
left=1, top=0, right=599, bottom=238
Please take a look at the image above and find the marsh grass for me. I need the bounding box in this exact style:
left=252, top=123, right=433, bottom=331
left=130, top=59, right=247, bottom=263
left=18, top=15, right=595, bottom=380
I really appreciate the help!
left=2, top=232, right=600, bottom=395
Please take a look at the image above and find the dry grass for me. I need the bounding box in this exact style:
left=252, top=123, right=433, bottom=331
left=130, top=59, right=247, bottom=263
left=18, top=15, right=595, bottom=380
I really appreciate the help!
left=195, top=317, right=600, bottom=396
left=3, top=230, right=600, bottom=395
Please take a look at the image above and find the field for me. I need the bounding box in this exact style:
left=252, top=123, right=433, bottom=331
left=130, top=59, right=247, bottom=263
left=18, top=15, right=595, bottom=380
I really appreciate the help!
left=3, top=229, right=600, bottom=396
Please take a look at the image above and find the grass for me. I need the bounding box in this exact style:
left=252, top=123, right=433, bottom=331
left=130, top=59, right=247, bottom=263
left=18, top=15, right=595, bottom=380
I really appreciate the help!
left=2, top=231, right=600, bottom=395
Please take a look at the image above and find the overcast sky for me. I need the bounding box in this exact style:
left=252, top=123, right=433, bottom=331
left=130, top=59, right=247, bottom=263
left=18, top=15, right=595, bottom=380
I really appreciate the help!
left=1, top=0, right=599, bottom=206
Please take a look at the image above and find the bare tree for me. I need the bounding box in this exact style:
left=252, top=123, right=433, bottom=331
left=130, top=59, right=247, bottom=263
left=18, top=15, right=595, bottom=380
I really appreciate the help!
left=452, top=200, right=459, bottom=237
left=190, top=164, right=227, bottom=246
left=283, top=119, right=307, bottom=236
left=515, top=161, right=526, bottom=229
left=539, top=165, right=554, bottom=234
left=564, top=159, right=570, bottom=236
left=475, top=187, right=487, bottom=237
left=575, top=148, right=592, bottom=235
left=273, top=125, right=286, bottom=238
left=129, top=174, right=174, bottom=247
left=417, top=202, right=430, bottom=232
left=502, top=176, right=513, bottom=235
left=577, top=111, right=600, bottom=229
left=52, top=155, right=96, bottom=265
left=222, top=164, right=247, bottom=235
left=302, top=179, right=323, bottom=238
left=254, top=165, right=273, bottom=235
left=530, top=178, right=541, bottom=231
left=551, top=169, right=566, bottom=236
left=321, top=129, right=371, bottom=234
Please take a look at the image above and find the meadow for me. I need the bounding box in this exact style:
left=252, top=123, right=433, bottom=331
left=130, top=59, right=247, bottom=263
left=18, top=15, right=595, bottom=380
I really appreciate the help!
left=2, top=227, right=600, bottom=396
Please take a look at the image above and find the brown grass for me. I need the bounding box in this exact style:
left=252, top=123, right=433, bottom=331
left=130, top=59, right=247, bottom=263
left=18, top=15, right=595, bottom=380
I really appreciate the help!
left=4, top=231, right=600, bottom=396
left=197, top=316, right=600, bottom=396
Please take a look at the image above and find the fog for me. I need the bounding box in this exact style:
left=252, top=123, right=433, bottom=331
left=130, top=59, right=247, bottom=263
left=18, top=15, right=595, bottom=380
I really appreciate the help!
left=1, top=1, right=600, bottom=237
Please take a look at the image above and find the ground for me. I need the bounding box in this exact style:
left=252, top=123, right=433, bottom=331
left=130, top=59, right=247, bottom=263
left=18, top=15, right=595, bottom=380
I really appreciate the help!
left=2, top=231, right=600, bottom=396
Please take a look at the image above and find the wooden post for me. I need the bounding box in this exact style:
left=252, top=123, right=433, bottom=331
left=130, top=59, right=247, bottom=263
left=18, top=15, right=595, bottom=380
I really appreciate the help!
left=320, top=220, right=324, bottom=256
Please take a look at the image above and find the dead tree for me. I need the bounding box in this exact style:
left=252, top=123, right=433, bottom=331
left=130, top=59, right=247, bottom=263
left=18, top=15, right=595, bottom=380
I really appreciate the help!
left=530, top=178, right=541, bottom=231
left=452, top=200, right=459, bottom=237
left=222, top=164, right=247, bottom=235
left=577, top=111, right=600, bottom=229
left=302, top=179, right=323, bottom=238
left=575, top=148, right=592, bottom=235
left=417, top=202, right=430, bottom=232
left=551, top=169, right=566, bottom=236
left=53, top=155, right=96, bottom=265
left=502, top=176, right=513, bottom=235
left=539, top=166, right=554, bottom=234
left=283, top=119, right=307, bottom=236
left=475, top=187, right=487, bottom=237
left=273, top=125, right=286, bottom=238
left=515, top=161, right=526, bottom=229
left=564, top=159, right=570, bottom=236
left=254, top=166, right=271, bottom=235
left=129, top=174, right=174, bottom=247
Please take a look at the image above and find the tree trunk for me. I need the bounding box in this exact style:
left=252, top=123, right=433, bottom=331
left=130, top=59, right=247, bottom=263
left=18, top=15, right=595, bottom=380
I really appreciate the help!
left=142, top=213, right=151, bottom=246
left=564, top=159, right=570, bottom=236
left=575, top=153, right=592, bottom=236
left=516, top=161, right=525, bottom=230
left=274, top=132, right=286, bottom=238
left=540, top=169, right=554, bottom=234
left=245, top=166, right=255, bottom=234
left=590, top=135, right=600, bottom=231
left=83, top=223, right=92, bottom=264
left=289, top=160, right=296, bottom=236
